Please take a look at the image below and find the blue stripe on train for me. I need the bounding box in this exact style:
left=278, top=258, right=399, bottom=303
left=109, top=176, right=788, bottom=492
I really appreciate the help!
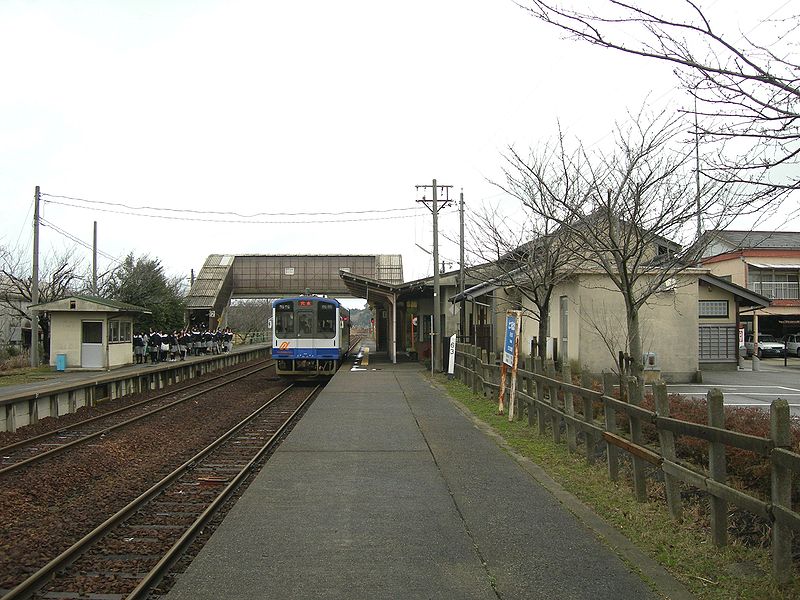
left=273, top=347, right=342, bottom=359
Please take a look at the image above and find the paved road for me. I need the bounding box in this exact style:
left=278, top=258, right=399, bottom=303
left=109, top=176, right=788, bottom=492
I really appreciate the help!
left=671, top=358, right=800, bottom=415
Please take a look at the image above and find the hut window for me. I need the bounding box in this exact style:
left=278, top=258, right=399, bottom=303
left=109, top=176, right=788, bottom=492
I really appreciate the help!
left=69, top=300, right=76, bottom=310
left=109, top=320, right=132, bottom=343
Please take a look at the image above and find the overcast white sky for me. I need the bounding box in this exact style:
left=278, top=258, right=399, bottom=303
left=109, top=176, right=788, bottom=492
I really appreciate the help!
left=2, top=0, right=796, bottom=301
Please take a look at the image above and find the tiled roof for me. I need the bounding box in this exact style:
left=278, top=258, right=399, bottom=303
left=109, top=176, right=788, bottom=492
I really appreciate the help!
left=713, top=230, right=800, bottom=250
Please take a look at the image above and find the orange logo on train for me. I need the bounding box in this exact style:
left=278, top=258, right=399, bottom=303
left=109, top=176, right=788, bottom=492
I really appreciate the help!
left=279, top=342, right=289, bottom=350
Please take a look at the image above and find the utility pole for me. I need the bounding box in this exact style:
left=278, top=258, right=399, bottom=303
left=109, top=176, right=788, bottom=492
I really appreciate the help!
left=31, top=186, right=40, bottom=367
left=415, top=179, right=453, bottom=372
left=694, top=93, right=702, bottom=240
left=459, top=189, right=465, bottom=341
left=92, top=221, right=98, bottom=295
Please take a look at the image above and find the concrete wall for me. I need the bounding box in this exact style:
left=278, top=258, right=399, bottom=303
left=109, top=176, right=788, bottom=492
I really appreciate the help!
left=49, top=312, right=91, bottom=368
left=109, top=340, right=133, bottom=368
left=542, top=273, right=700, bottom=381
left=705, top=257, right=747, bottom=286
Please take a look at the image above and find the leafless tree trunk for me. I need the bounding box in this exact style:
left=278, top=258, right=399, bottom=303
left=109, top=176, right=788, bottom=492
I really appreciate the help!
left=521, top=0, right=800, bottom=203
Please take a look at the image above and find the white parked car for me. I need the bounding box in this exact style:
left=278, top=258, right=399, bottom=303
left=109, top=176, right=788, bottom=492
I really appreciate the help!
left=744, top=334, right=785, bottom=358
left=785, top=333, right=800, bottom=357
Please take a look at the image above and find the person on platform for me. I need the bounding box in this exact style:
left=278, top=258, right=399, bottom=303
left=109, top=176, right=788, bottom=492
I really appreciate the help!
left=178, top=329, right=191, bottom=360
left=149, top=330, right=161, bottom=364
left=224, top=327, right=233, bottom=352
left=133, top=332, right=145, bottom=364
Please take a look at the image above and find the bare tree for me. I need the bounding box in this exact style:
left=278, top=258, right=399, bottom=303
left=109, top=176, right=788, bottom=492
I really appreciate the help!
left=510, top=110, right=740, bottom=380
left=0, top=245, right=83, bottom=360
left=465, top=135, right=585, bottom=359
left=225, top=299, right=272, bottom=342
left=521, top=0, right=800, bottom=202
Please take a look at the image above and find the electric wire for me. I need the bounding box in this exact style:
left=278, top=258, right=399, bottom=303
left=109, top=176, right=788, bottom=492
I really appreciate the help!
left=43, top=199, right=427, bottom=224
left=14, top=198, right=34, bottom=251
left=40, top=193, right=422, bottom=218
left=39, top=217, right=124, bottom=266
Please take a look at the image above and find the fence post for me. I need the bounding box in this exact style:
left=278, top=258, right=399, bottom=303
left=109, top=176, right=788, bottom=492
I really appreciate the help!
left=770, top=398, right=792, bottom=583
left=471, top=346, right=479, bottom=395
left=481, top=349, right=489, bottom=397
left=525, top=356, right=535, bottom=427
left=581, top=371, right=596, bottom=465
left=627, top=376, right=647, bottom=503
left=707, top=388, right=728, bottom=547
left=602, top=372, right=619, bottom=481
left=653, top=381, right=682, bottom=522
left=534, top=357, right=546, bottom=436
left=546, top=360, right=560, bottom=444
left=563, top=363, right=576, bottom=453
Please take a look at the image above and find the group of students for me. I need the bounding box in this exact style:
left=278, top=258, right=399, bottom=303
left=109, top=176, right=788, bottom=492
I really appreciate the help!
left=132, top=327, right=234, bottom=364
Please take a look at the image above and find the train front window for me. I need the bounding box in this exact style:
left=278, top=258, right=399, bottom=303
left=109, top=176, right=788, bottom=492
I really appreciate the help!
left=298, top=312, right=314, bottom=337
left=274, top=301, right=294, bottom=335
left=317, top=302, right=336, bottom=338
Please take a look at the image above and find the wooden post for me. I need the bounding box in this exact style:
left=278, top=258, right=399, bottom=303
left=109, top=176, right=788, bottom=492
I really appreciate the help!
left=581, top=371, right=595, bottom=465
left=707, top=388, right=728, bottom=547
left=546, top=360, right=560, bottom=444
left=480, top=349, right=489, bottom=397
left=498, top=362, right=508, bottom=415
left=602, top=372, right=619, bottom=481
left=526, top=356, right=535, bottom=427
left=653, top=381, right=682, bottom=521
left=563, top=362, right=576, bottom=453
left=472, top=346, right=479, bottom=395
left=534, top=357, right=546, bottom=436
left=627, top=376, right=647, bottom=503
left=770, top=398, right=792, bottom=583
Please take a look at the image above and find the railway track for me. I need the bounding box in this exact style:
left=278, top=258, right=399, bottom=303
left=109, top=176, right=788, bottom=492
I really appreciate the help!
left=1, top=383, right=319, bottom=600
left=0, top=359, right=275, bottom=476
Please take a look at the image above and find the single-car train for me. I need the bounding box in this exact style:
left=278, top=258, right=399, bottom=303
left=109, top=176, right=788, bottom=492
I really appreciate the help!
left=270, top=296, right=350, bottom=377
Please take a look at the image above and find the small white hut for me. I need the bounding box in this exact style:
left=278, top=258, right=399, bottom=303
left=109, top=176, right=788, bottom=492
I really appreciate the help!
left=32, top=295, right=150, bottom=370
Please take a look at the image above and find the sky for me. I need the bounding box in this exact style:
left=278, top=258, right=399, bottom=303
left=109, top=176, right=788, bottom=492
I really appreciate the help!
left=2, top=0, right=797, bottom=306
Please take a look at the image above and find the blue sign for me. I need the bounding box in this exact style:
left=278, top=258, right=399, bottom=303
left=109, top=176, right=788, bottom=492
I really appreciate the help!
left=503, top=313, right=517, bottom=366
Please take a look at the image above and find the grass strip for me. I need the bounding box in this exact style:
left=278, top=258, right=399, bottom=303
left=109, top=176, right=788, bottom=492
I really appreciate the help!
left=437, top=374, right=799, bottom=600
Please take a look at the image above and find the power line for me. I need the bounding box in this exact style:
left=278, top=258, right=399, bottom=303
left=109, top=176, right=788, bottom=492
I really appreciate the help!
left=39, top=217, right=123, bottom=266
left=43, top=199, right=427, bottom=224
left=41, top=192, right=422, bottom=218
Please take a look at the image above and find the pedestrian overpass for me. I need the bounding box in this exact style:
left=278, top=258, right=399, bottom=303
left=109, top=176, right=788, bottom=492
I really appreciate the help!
left=186, top=254, right=404, bottom=327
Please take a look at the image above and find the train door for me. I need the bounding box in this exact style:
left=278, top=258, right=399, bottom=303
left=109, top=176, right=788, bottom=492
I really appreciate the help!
left=296, top=300, right=315, bottom=348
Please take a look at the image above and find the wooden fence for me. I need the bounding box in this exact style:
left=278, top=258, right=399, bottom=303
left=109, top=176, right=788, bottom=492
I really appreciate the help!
left=453, top=342, right=800, bottom=583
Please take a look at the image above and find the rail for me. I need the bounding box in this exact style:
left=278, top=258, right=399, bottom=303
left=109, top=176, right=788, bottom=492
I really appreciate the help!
left=0, top=360, right=275, bottom=476
left=1, top=383, right=319, bottom=600
left=454, top=342, right=800, bottom=584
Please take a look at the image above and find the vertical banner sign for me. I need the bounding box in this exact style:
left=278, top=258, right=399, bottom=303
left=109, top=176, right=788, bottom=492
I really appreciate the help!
left=508, top=311, right=522, bottom=422
left=448, top=333, right=457, bottom=378
left=503, top=312, right=517, bottom=367
left=498, top=311, right=520, bottom=415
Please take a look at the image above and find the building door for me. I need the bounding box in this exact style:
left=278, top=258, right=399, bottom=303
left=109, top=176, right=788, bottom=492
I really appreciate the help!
left=81, top=321, right=104, bottom=368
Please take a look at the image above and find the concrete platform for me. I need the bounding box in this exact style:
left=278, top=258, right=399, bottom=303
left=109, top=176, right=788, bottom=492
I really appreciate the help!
left=0, top=343, right=269, bottom=402
left=165, top=342, right=684, bottom=599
